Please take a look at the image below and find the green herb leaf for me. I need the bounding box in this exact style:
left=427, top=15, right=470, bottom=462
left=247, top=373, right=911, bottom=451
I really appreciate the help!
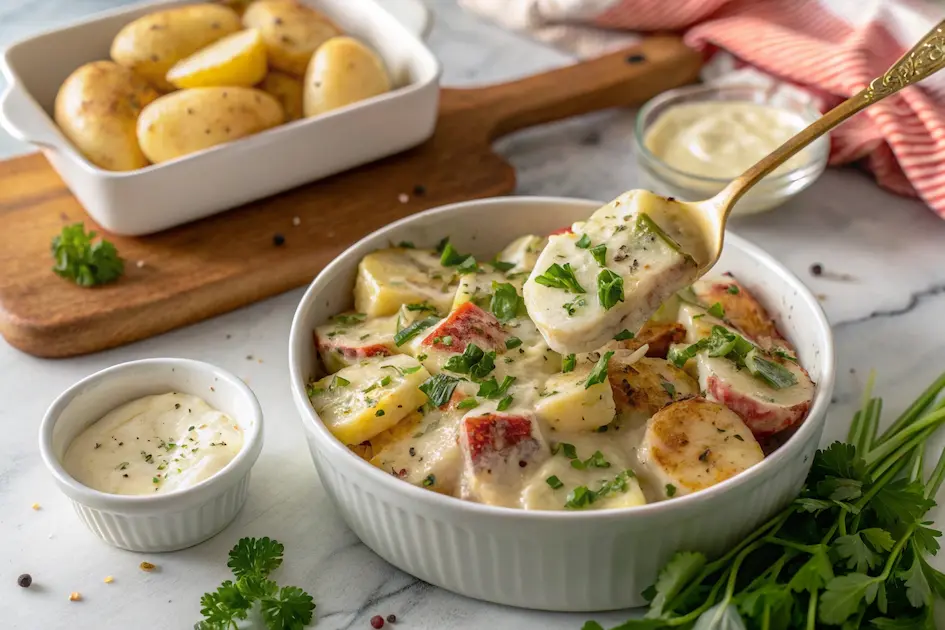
left=497, top=394, right=513, bottom=411
left=439, top=241, right=468, bottom=266
left=534, top=263, right=586, bottom=293
left=819, top=573, right=878, bottom=626
left=727, top=285, right=740, bottom=295
left=546, top=476, right=564, bottom=490
left=861, top=528, right=895, bottom=552
left=405, top=302, right=437, bottom=312
left=788, top=547, right=834, bottom=593
left=562, top=354, right=576, bottom=373
left=562, top=295, right=587, bottom=316
left=585, top=351, right=614, bottom=389
left=589, top=244, right=607, bottom=267
left=665, top=484, right=676, bottom=497
left=745, top=349, right=798, bottom=389
left=597, top=269, right=624, bottom=310
left=920, top=555, right=945, bottom=599
left=490, top=259, right=515, bottom=272
left=575, top=233, right=592, bottom=248
left=661, top=380, right=676, bottom=398
left=227, top=537, right=285, bottom=579
left=914, top=524, right=942, bottom=556
left=505, top=337, right=522, bottom=349
left=457, top=255, right=479, bottom=274
left=491, top=282, right=525, bottom=322
left=834, top=533, right=882, bottom=572
left=899, top=547, right=932, bottom=608
left=332, top=312, right=367, bottom=326
left=644, top=551, right=707, bottom=618
left=692, top=602, right=747, bottom=630
left=236, top=575, right=278, bottom=601
left=707, top=302, right=725, bottom=318
left=444, top=343, right=495, bottom=378
left=260, top=585, right=316, bottom=630
left=199, top=580, right=252, bottom=627
left=457, top=397, right=479, bottom=410
left=419, top=374, right=461, bottom=407
left=614, top=329, right=635, bottom=341
left=870, top=478, right=933, bottom=528
left=393, top=315, right=439, bottom=346
left=397, top=241, right=415, bottom=249
left=478, top=375, right=515, bottom=399
left=51, top=223, right=124, bottom=287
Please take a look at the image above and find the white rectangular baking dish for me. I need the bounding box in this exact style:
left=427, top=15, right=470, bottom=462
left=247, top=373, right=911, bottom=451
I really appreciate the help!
left=0, top=0, right=440, bottom=236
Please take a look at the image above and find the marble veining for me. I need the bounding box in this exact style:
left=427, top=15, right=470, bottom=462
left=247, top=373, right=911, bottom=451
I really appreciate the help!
left=3, top=1, right=945, bottom=629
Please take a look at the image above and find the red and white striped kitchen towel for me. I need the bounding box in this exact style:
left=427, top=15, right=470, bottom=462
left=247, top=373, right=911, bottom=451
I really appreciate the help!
left=459, top=0, right=945, bottom=218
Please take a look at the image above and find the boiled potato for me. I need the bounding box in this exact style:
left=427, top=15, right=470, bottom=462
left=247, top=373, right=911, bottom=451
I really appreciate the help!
left=217, top=0, right=255, bottom=17
left=136, top=87, right=283, bottom=164
left=258, top=71, right=304, bottom=121
left=303, top=37, right=391, bottom=117
left=54, top=61, right=160, bottom=171
left=243, top=0, right=341, bottom=76
left=110, top=3, right=242, bottom=91
left=166, top=28, right=268, bottom=89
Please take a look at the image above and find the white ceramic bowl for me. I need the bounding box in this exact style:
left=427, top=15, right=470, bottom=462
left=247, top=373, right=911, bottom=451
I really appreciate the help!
left=39, top=358, right=264, bottom=552
left=288, top=197, right=835, bottom=611
left=0, top=0, right=440, bottom=236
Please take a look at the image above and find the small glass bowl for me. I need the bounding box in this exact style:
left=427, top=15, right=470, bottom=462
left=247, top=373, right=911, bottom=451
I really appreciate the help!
left=634, top=84, right=829, bottom=216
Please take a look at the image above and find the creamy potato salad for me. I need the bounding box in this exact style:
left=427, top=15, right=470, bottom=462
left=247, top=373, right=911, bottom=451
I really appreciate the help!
left=306, top=214, right=814, bottom=511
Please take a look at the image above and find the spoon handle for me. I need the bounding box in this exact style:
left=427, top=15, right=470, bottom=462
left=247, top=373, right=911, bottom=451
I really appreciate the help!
left=716, top=19, right=945, bottom=216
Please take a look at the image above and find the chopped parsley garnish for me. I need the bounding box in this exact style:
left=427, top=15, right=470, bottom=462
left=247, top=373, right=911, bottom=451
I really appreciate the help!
left=665, top=483, right=677, bottom=497
left=382, top=364, right=422, bottom=376
left=564, top=470, right=635, bottom=509
left=562, top=296, right=586, bottom=316
left=497, top=395, right=513, bottom=411
left=570, top=449, right=611, bottom=471
left=422, top=474, right=436, bottom=487
left=597, top=269, right=624, bottom=310
left=51, top=223, right=124, bottom=287
left=375, top=409, right=385, bottom=417
left=397, top=241, right=415, bottom=248
left=490, top=259, right=515, bottom=272
left=562, top=354, right=576, bottom=373
left=379, top=375, right=392, bottom=387
left=614, top=329, right=634, bottom=341
left=707, top=302, right=725, bottom=319
left=745, top=349, right=798, bottom=389
left=727, top=284, right=740, bottom=295
left=589, top=244, right=607, bottom=267
left=441, top=335, right=453, bottom=346
left=393, top=315, right=439, bottom=346
left=197, top=537, right=314, bottom=630
left=546, top=475, right=564, bottom=490
left=456, top=256, right=479, bottom=274
left=330, top=375, right=350, bottom=389
left=418, top=374, right=460, bottom=407
left=774, top=349, right=799, bottom=363
left=478, top=375, right=515, bottom=399
left=443, top=343, right=496, bottom=379
left=585, top=351, right=614, bottom=389
left=553, top=442, right=578, bottom=459
left=490, top=282, right=525, bottom=322
left=332, top=312, right=367, bottom=326
left=575, top=233, right=592, bottom=249
left=405, top=302, right=437, bottom=312
left=439, top=240, right=468, bottom=266
left=661, top=380, right=676, bottom=398
left=456, top=398, right=479, bottom=410
left=505, top=337, right=522, bottom=349
left=534, top=263, right=586, bottom=293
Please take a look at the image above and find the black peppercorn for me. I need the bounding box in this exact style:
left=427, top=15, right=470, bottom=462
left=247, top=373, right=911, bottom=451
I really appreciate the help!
left=810, top=263, right=823, bottom=276
left=17, top=574, right=32, bottom=588
left=273, top=233, right=286, bottom=247
left=412, top=184, right=426, bottom=196
left=626, top=53, right=646, bottom=63
left=387, top=614, right=397, bottom=623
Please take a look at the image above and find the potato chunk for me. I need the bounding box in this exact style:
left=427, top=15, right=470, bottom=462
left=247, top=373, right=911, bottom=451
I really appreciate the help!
left=315, top=312, right=399, bottom=374
left=536, top=365, right=616, bottom=432
left=691, top=274, right=788, bottom=348
left=609, top=357, right=699, bottom=419
left=640, top=398, right=764, bottom=498
left=369, top=410, right=463, bottom=494
left=354, top=248, right=458, bottom=317
left=307, top=355, right=429, bottom=445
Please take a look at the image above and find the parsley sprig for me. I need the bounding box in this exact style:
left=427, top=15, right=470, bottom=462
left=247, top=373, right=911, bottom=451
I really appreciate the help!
left=51, top=223, right=124, bottom=287
left=584, top=371, right=945, bottom=630
left=197, top=537, right=315, bottom=630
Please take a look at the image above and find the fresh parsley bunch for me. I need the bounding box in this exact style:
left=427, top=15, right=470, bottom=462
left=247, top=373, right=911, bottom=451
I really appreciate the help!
left=585, top=371, right=945, bottom=629
left=197, top=537, right=315, bottom=630
left=51, top=223, right=124, bottom=287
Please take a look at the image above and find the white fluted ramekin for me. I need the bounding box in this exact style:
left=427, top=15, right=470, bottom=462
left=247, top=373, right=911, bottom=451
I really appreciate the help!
left=39, top=358, right=264, bottom=552
left=288, top=197, right=835, bottom=612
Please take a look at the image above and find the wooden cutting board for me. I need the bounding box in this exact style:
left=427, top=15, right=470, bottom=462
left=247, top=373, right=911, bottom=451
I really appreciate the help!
left=0, top=36, right=701, bottom=358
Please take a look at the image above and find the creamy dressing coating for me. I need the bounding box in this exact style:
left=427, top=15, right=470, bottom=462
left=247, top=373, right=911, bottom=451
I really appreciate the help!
left=63, top=393, right=243, bottom=496
left=644, top=101, right=810, bottom=179
left=311, top=232, right=813, bottom=511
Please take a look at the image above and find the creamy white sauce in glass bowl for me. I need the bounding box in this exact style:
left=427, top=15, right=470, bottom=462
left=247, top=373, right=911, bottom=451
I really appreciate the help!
left=62, top=392, right=243, bottom=495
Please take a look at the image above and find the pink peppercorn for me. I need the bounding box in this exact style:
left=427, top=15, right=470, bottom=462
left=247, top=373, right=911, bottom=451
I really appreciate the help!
left=370, top=615, right=385, bottom=629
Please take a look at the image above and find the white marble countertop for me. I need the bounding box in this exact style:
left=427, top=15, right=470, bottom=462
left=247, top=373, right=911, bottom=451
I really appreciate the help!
left=4, top=1, right=945, bottom=629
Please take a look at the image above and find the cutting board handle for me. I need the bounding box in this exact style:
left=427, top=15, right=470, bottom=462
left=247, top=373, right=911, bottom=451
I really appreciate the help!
left=446, top=35, right=702, bottom=141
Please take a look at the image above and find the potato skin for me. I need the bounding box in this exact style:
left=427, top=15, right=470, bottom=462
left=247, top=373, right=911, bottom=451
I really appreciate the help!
left=243, top=0, right=341, bottom=76
left=303, top=36, right=391, bottom=117
left=258, top=71, right=304, bottom=121
left=110, top=3, right=242, bottom=91
left=54, top=61, right=160, bottom=171
left=136, top=87, right=284, bottom=164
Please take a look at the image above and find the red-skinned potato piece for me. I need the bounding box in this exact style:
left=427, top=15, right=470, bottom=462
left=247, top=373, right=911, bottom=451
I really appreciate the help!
left=615, top=321, right=687, bottom=359
left=692, top=274, right=789, bottom=349
left=548, top=226, right=573, bottom=236
left=419, top=302, right=507, bottom=353
left=699, top=354, right=814, bottom=437
left=460, top=413, right=548, bottom=506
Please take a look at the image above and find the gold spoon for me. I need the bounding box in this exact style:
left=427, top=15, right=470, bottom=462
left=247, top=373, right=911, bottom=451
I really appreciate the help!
left=686, top=19, right=945, bottom=272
